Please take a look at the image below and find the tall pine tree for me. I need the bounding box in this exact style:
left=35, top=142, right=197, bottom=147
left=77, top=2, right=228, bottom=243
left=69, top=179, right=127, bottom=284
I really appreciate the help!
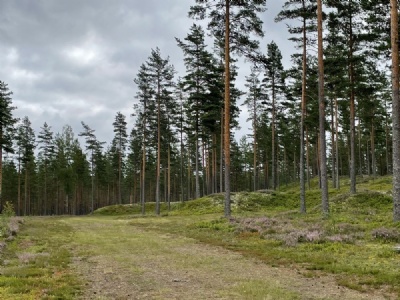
left=189, top=0, right=266, bottom=217
left=276, top=0, right=317, bottom=213
left=112, top=112, right=128, bottom=204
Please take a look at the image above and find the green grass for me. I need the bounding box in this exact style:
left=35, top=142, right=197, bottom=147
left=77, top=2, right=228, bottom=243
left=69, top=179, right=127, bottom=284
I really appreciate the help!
left=112, top=175, right=400, bottom=297
left=2, top=175, right=399, bottom=298
left=0, top=217, right=81, bottom=299
left=230, top=280, right=302, bottom=300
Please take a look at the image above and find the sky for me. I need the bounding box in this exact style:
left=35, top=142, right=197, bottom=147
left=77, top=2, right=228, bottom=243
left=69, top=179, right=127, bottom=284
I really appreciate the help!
left=0, top=0, right=295, bottom=148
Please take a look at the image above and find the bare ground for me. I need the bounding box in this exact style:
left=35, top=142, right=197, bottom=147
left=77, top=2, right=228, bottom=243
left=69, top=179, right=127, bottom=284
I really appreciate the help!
left=64, top=217, right=393, bottom=300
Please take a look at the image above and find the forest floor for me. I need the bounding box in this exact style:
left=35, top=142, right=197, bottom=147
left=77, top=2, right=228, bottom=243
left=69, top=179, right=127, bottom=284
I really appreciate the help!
left=0, top=214, right=395, bottom=299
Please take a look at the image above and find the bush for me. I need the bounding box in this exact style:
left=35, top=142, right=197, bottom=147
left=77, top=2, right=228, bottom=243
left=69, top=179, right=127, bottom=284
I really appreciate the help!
left=371, top=227, right=400, bottom=243
left=2, top=202, right=15, bottom=217
left=0, top=202, right=17, bottom=239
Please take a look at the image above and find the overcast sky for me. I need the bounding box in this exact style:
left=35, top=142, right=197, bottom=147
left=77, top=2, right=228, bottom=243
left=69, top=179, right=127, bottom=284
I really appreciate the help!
left=0, top=0, right=294, bottom=148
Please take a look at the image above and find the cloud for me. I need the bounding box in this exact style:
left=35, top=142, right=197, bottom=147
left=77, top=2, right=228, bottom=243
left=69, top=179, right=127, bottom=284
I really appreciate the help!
left=0, top=0, right=295, bottom=148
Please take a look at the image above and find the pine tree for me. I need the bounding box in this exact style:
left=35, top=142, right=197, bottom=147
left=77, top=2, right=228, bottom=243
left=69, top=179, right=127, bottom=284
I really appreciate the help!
left=176, top=24, right=212, bottom=199
left=325, top=11, right=348, bottom=189
left=146, top=48, right=175, bottom=215
left=133, top=63, right=154, bottom=215
left=276, top=0, right=317, bottom=213
left=326, top=0, right=365, bottom=194
left=16, top=117, right=36, bottom=215
left=0, top=81, right=17, bottom=212
left=189, top=0, right=266, bottom=217
left=54, top=125, right=78, bottom=214
left=70, top=140, right=89, bottom=215
left=263, top=41, right=286, bottom=190
left=112, top=112, right=128, bottom=204
left=317, top=0, right=329, bottom=216
left=37, top=122, right=55, bottom=215
left=361, top=0, right=394, bottom=59
left=1, top=158, right=18, bottom=209
left=244, top=66, right=267, bottom=191
left=127, top=126, right=142, bottom=205
left=391, top=0, right=400, bottom=221
left=79, top=122, right=104, bottom=213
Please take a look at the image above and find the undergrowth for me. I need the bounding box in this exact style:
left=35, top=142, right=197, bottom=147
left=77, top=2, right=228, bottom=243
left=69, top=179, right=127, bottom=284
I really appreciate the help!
left=123, top=175, right=400, bottom=297
left=0, top=202, right=16, bottom=239
left=0, top=217, right=81, bottom=299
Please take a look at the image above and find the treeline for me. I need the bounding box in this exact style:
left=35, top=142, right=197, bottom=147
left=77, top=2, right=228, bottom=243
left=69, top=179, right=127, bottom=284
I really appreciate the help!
left=0, top=0, right=397, bottom=216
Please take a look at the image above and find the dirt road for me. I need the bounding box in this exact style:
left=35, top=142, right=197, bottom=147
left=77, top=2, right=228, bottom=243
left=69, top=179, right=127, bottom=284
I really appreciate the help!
left=62, top=217, right=390, bottom=300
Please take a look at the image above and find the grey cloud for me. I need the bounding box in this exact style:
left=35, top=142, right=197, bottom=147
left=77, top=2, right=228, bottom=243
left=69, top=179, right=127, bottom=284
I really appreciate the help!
left=0, top=0, right=295, bottom=146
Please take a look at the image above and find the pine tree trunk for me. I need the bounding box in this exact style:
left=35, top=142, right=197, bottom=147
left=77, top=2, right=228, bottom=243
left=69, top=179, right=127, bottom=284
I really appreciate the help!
left=331, top=98, right=336, bottom=188
left=0, top=145, right=2, bottom=212
left=18, top=157, right=21, bottom=216
left=306, top=129, right=311, bottom=189
left=202, top=139, right=206, bottom=196
left=142, top=104, right=146, bottom=214
left=206, top=143, right=210, bottom=195
left=272, top=76, right=276, bottom=190
left=65, top=194, right=69, bottom=215
left=317, top=0, right=329, bottom=216
left=391, top=0, right=400, bottom=221
left=276, top=143, right=280, bottom=189
left=195, top=130, right=200, bottom=199
left=284, top=148, right=287, bottom=186
left=386, top=113, right=390, bottom=174
left=366, top=140, right=370, bottom=176
left=91, top=153, right=94, bottom=213
left=44, top=162, right=47, bottom=215
left=24, top=168, right=28, bottom=216
left=349, top=12, right=356, bottom=194
left=299, top=0, right=307, bottom=214
left=187, top=147, right=191, bottom=199
left=212, top=134, right=217, bottom=194
left=359, top=121, right=363, bottom=175
left=371, top=122, right=376, bottom=178
left=156, top=78, right=161, bottom=215
left=164, top=167, right=167, bottom=203
left=265, top=151, right=269, bottom=189
left=220, top=108, right=224, bottom=193
left=224, top=0, right=231, bottom=217
left=118, top=146, right=122, bottom=204
left=335, top=97, right=340, bottom=189
left=180, top=111, right=184, bottom=202
left=168, top=144, right=171, bottom=210
left=253, top=93, right=257, bottom=192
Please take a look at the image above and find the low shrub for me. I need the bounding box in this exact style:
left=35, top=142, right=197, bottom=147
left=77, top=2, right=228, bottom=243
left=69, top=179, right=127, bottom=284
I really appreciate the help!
left=192, top=218, right=235, bottom=232
left=0, top=201, right=17, bottom=238
left=93, top=204, right=140, bottom=215
left=371, top=227, right=400, bottom=243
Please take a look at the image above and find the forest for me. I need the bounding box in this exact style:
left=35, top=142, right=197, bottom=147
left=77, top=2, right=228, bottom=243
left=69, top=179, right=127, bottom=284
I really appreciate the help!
left=0, top=0, right=400, bottom=219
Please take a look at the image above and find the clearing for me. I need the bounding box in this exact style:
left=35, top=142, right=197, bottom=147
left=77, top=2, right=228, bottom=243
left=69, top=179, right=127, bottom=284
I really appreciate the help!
left=0, top=214, right=394, bottom=299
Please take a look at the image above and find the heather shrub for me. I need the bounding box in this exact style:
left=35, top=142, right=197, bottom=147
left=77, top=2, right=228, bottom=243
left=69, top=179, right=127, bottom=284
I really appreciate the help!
left=281, top=229, right=325, bottom=247
left=325, top=234, right=355, bottom=243
left=229, top=216, right=277, bottom=235
left=371, top=227, right=400, bottom=243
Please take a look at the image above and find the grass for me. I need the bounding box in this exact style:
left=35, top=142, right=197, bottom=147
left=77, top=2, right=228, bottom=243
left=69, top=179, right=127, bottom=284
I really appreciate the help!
left=1, top=175, right=399, bottom=298
left=231, top=280, right=302, bottom=300
left=0, top=217, right=81, bottom=299
left=111, top=176, right=400, bottom=297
